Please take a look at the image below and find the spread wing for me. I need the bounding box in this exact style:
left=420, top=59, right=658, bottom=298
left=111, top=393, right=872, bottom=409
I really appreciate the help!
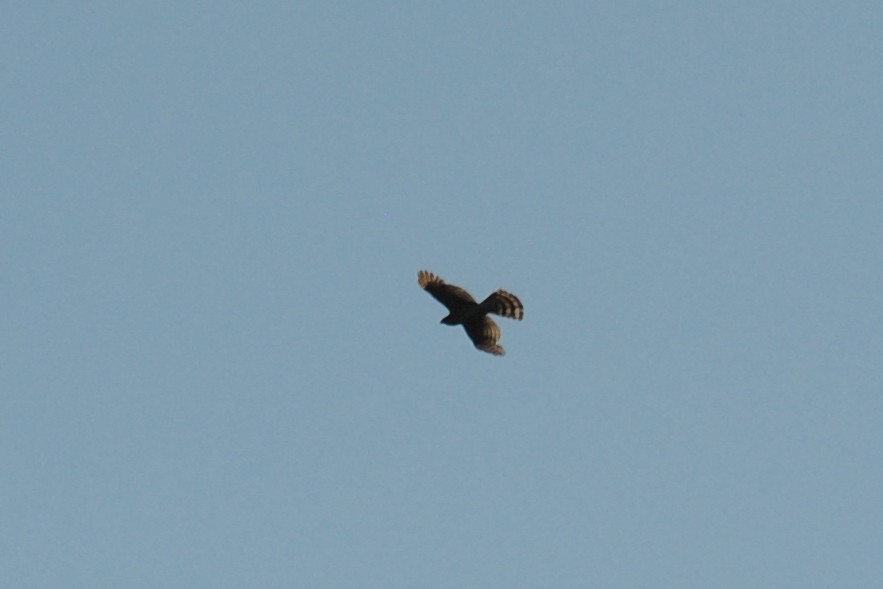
left=417, top=270, right=476, bottom=313
left=463, top=316, right=505, bottom=356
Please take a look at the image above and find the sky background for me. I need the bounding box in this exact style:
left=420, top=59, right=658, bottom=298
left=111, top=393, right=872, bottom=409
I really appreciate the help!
left=3, top=2, right=882, bottom=587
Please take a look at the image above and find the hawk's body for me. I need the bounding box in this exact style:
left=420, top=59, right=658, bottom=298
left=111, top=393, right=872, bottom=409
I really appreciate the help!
left=417, top=270, right=523, bottom=355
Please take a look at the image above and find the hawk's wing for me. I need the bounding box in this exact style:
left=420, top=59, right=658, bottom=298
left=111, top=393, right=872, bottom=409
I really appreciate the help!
left=463, top=316, right=504, bottom=356
left=418, top=270, right=476, bottom=312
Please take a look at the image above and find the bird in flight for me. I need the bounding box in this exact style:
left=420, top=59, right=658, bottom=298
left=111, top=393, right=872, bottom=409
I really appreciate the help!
left=417, top=270, right=523, bottom=355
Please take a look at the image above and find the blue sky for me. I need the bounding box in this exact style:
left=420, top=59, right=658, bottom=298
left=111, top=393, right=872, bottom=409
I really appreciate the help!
left=3, top=2, right=882, bottom=587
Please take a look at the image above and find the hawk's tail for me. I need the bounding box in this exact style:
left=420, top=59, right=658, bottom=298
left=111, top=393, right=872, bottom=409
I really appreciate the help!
left=480, top=290, right=524, bottom=320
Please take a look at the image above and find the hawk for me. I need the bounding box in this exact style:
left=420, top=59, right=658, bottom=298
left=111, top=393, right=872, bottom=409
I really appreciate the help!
left=417, top=270, right=523, bottom=356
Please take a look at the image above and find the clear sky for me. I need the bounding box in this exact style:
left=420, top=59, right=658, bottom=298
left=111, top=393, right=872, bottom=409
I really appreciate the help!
left=3, top=2, right=882, bottom=587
